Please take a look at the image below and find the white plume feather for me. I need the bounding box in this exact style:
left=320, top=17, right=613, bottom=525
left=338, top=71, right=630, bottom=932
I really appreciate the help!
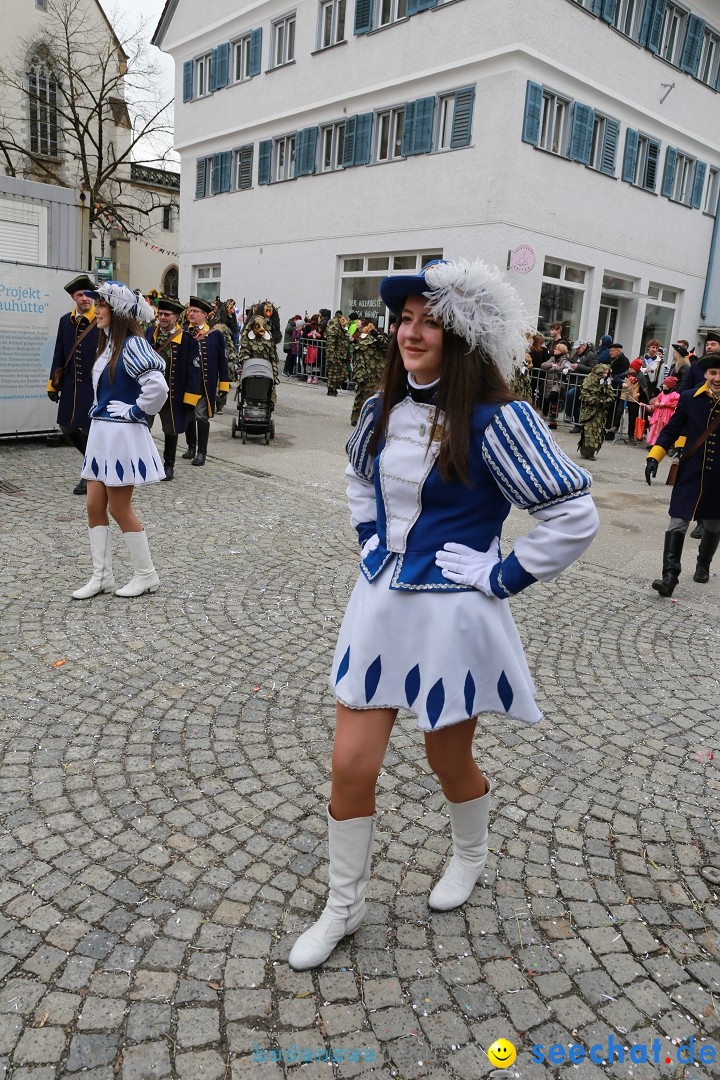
left=96, top=281, right=155, bottom=323
left=422, top=259, right=530, bottom=380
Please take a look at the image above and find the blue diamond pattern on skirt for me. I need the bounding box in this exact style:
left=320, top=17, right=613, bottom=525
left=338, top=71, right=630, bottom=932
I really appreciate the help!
left=335, top=646, right=350, bottom=685
left=138, top=458, right=147, bottom=480
left=104, top=460, right=108, bottom=477
left=115, top=459, right=124, bottom=482
left=426, top=678, right=445, bottom=729
left=364, top=655, right=382, bottom=703
left=405, top=664, right=421, bottom=708
left=497, top=671, right=514, bottom=712
left=131, top=460, right=136, bottom=477
left=91, top=457, right=99, bottom=478
left=464, top=671, right=476, bottom=717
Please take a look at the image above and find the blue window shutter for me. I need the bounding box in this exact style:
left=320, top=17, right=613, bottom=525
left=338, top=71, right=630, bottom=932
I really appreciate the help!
left=354, top=0, right=373, bottom=34
left=622, top=129, right=639, bottom=183
left=522, top=81, right=543, bottom=146
left=294, top=128, right=308, bottom=176
left=249, top=28, right=262, bottom=76
left=600, top=118, right=620, bottom=175
left=342, top=116, right=358, bottom=167
left=691, top=161, right=707, bottom=209
left=638, top=0, right=655, bottom=45
left=183, top=60, right=194, bottom=102
left=220, top=150, right=232, bottom=192
left=408, top=0, right=438, bottom=11
left=680, top=16, right=705, bottom=75
left=211, top=43, right=230, bottom=90
left=211, top=153, right=222, bottom=194
left=601, top=0, right=618, bottom=22
left=304, top=126, right=318, bottom=174
left=407, top=96, right=435, bottom=155
left=354, top=113, right=373, bottom=165
left=661, top=146, right=678, bottom=197
left=716, top=64, right=720, bottom=92
left=450, top=86, right=475, bottom=149
left=569, top=102, right=595, bottom=164
left=195, top=158, right=207, bottom=198
left=402, top=101, right=416, bottom=157
left=258, top=140, right=272, bottom=185
left=647, top=0, right=666, bottom=53
left=237, top=145, right=253, bottom=189
left=593, top=0, right=603, bottom=13
left=645, top=139, right=660, bottom=189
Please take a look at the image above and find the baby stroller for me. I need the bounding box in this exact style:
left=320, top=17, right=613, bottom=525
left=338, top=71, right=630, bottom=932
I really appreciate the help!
left=231, top=356, right=276, bottom=445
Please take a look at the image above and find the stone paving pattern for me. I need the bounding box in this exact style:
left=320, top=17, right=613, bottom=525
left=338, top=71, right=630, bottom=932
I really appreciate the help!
left=1, top=401, right=719, bottom=1079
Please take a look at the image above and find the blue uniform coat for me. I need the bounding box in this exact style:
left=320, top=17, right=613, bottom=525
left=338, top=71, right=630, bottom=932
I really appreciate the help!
left=654, top=384, right=720, bottom=520
left=48, top=309, right=99, bottom=429
left=189, top=325, right=230, bottom=417
left=145, top=326, right=202, bottom=434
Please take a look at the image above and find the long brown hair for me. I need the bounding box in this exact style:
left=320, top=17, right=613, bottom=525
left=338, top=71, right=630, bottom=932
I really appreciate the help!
left=96, top=303, right=144, bottom=381
left=371, top=328, right=516, bottom=486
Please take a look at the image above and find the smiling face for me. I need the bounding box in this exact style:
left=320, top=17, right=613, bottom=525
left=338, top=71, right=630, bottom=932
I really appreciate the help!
left=704, top=365, right=720, bottom=394
left=487, top=1040, right=516, bottom=1068
left=396, top=294, right=444, bottom=385
left=94, top=299, right=111, bottom=329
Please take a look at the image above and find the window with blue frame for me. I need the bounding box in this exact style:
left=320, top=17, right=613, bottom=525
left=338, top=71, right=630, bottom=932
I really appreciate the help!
left=235, top=145, right=254, bottom=189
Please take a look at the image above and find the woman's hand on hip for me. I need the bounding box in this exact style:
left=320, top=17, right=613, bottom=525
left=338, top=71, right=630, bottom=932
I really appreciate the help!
left=435, top=539, right=501, bottom=596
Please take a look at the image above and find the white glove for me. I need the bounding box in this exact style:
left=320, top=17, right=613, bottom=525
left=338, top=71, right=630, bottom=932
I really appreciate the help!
left=361, top=533, right=380, bottom=558
left=107, top=400, right=134, bottom=419
left=435, top=539, right=501, bottom=596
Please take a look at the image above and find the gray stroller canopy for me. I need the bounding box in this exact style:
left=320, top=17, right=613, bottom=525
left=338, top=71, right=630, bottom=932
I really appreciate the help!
left=242, top=356, right=274, bottom=381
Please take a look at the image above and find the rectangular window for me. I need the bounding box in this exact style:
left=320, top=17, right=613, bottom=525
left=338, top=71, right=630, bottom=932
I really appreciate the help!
left=671, top=151, right=695, bottom=204
left=320, top=121, right=345, bottom=171
left=698, top=28, right=720, bottom=85
left=375, top=107, right=404, bottom=162
left=538, top=258, right=588, bottom=341
left=343, top=258, right=364, bottom=272
left=272, top=13, right=296, bottom=66
left=195, top=53, right=212, bottom=97
left=235, top=145, right=254, bottom=189
left=35, top=0, right=47, bottom=9
left=659, top=3, right=687, bottom=64
left=273, top=134, right=296, bottom=181
left=625, top=131, right=661, bottom=190
left=705, top=167, right=719, bottom=215
left=435, top=87, right=475, bottom=151
left=162, top=205, right=173, bottom=230
left=614, top=0, right=641, bottom=37
left=377, top=0, right=407, bottom=28
left=234, top=35, right=252, bottom=80
left=195, top=264, right=221, bottom=303
left=393, top=255, right=416, bottom=270
left=539, top=91, right=570, bottom=155
left=318, top=0, right=346, bottom=48
left=367, top=256, right=389, bottom=271
left=28, top=65, right=59, bottom=157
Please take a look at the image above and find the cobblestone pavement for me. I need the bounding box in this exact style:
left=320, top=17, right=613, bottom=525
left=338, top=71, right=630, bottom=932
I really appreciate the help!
left=1, top=386, right=719, bottom=1080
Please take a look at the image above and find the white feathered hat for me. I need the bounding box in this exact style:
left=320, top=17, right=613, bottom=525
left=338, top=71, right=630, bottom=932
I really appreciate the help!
left=379, top=258, right=530, bottom=379
left=84, top=280, right=155, bottom=323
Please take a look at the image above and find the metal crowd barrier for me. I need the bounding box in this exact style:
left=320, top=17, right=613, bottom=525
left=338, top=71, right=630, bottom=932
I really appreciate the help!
left=290, top=336, right=329, bottom=382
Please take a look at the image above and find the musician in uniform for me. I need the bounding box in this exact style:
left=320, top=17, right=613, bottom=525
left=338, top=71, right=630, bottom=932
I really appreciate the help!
left=145, top=298, right=201, bottom=480
left=47, top=273, right=99, bottom=494
left=181, top=296, right=230, bottom=467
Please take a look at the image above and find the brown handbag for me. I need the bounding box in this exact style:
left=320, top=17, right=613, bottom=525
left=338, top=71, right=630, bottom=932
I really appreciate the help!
left=666, top=409, right=720, bottom=485
left=50, top=322, right=96, bottom=391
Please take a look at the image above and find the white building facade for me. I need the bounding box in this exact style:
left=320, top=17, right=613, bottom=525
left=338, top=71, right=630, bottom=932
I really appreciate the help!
left=155, top=0, right=720, bottom=351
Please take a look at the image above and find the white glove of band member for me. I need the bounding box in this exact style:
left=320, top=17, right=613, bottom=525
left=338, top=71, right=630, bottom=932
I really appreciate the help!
left=361, top=533, right=380, bottom=558
left=435, top=539, right=501, bottom=596
left=107, top=400, right=134, bottom=419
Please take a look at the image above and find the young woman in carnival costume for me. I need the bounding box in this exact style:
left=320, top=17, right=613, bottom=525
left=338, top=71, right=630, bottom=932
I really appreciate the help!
left=72, top=281, right=168, bottom=600
left=288, top=258, right=600, bottom=971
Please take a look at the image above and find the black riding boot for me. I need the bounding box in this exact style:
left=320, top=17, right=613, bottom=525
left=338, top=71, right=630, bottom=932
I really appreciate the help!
left=182, top=421, right=197, bottom=459
left=652, top=531, right=685, bottom=596
left=162, top=435, right=178, bottom=481
left=691, top=521, right=704, bottom=540
left=693, top=531, right=720, bottom=584
left=192, top=421, right=209, bottom=466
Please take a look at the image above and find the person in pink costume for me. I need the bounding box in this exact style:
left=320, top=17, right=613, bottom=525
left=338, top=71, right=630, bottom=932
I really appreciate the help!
left=646, top=375, right=680, bottom=446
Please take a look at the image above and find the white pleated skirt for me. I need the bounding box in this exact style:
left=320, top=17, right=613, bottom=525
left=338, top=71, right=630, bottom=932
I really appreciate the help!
left=329, top=560, right=542, bottom=732
left=81, top=419, right=165, bottom=487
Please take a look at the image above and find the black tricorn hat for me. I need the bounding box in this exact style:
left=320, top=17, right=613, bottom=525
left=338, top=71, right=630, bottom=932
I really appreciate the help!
left=156, top=297, right=185, bottom=314
left=705, top=331, right=720, bottom=346
left=65, top=274, right=97, bottom=295
left=698, top=352, right=720, bottom=371
left=188, top=295, right=212, bottom=314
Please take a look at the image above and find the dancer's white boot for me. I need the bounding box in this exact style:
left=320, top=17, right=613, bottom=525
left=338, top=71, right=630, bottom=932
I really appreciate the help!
left=288, top=806, right=375, bottom=970
left=428, top=784, right=491, bottom=911
left=72, top=526, right=116, bottom=599
left=114, top=530, right=160, bottom=597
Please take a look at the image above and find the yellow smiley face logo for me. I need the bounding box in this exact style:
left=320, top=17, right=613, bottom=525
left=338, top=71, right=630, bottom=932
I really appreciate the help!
left=487, top=1040, right=517, bottom=1068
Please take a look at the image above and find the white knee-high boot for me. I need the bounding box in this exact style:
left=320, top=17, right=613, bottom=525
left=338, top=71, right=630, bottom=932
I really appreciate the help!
left=288, top=806, right=375, bottom=971
left=114, top=530, right=160, bottom=597
left=428, top=784, right=491, bottom=911
left=72, top=526, right=116, bottom=599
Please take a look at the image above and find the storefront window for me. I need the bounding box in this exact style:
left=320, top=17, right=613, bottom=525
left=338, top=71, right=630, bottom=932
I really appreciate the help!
left=538, top=283, right=584, bottom=341
left=641, top=304, right=675, bottom=353
left=195, top=264, right=221, bottom=303
left=339, top=250, right=444, bottom=327
left=340, top=276, right=385, bottom=324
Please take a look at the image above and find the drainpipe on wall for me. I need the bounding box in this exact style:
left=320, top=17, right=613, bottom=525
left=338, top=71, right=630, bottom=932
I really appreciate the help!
left=702, top=206, right=720, bottom=322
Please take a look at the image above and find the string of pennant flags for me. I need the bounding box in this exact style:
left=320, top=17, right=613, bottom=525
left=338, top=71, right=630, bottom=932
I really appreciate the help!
left=98, top=210, right=179, bottom=258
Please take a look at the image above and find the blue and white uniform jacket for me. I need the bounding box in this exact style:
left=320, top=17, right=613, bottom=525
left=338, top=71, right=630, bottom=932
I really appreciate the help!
left=89, top=336, right=168, bottom=426
left=346, top=389, right=599, bottom=598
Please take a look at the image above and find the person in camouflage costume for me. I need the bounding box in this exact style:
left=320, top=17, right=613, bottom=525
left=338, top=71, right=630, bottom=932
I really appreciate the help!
left=326, top=311, right=350, bottom=396
left=350, top=324, right=389, bottom=426
left=209, top=301, right=240, bottom=411
left=509, top=358, right=534, bottom=404
left=578, top=363, right=616, bottom=459
left=239, top=314, right=280, bottom=405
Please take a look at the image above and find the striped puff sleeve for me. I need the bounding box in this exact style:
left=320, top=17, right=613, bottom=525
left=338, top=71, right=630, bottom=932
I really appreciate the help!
left=124, top=336, right=168, bottom=419
left=345, top=394, right=379, bottom=546
left=481, top=401, right=599, bottom=598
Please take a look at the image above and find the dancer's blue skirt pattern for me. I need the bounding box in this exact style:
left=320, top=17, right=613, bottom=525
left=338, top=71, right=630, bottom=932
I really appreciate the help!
left=81, top=419, right=164, bottom=486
